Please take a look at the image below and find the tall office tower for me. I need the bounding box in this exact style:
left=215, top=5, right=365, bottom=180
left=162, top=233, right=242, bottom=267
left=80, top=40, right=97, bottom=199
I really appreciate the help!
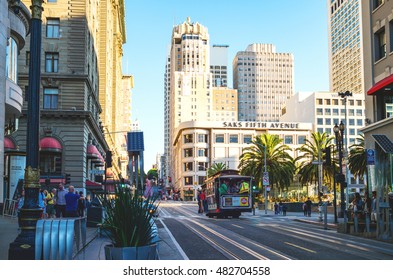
left=163, top=52, right=171, bottom=188
left=210, top=45, right=229, bottom=87
left=328, top=0, right=363, bottom=94
left=165, top=18, right=213, bottom=185
left=233, top=43, right=294, bottom=122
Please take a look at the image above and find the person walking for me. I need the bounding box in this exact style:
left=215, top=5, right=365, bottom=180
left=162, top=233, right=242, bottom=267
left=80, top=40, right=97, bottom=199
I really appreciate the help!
left=46, top=188, right=56, bottom=218
left=371, top=191, right=377, bottom=223
left=65, top=185, right=80, bottom=217
left=55, top=183, right=67, bottom=218
left=77, top=191, right=86, bottom=217
left=39, top=189, right=47, bottom=218
left=305, top=197, right=312, bottom=217
left=202, top=189, right=208, bottom=213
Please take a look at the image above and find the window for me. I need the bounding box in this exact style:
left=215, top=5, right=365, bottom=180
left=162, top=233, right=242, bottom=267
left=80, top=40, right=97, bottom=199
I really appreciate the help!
left=375, top=27, right=386, bottom=61
left=316, top=108, right=323, bottom=115
left=332, top=99, right=339, bottom=106
left=198, top=162, right=208, bottom=171
left=243, top=135, right=252, bottom=144
left=198, top=176, right=206, bottom=185
left=184, top=162, right=193, bottom=171
left=5, top=37, right=18, bottom=82
left=184, top=148, right=193, bottom=157
left=333, top=109, right=339, bottom=116
left=198, top=134, right=207, bottom=143
left=215, top=134, right=224, bottom=143
left=26, top=51, right=30, bottom=66
left=373, top=0, right=384, bottom=10
left=198, top=148, right=208, bottom=157
left=325, top=108, right=331, bottom=115
left=325, top=99, right=331, bottom=105
left=316, top=99, right=323, bottom=105
left=184, top=134, right=193, bottom=143
left=317, top=118, right=323, bottom=125
left=229, top=134, right=238, bottom=143
left=349, top=129, right=355, bottom=136
left=46, top=18, right=60, bottom=38
left=349, top=119, right=355, bottom=126
left=45, top=52, right=59, bottom=73
left=47, top=0, right=57, bottom=2
left=43, top=88, right=58, bottom=109
left=356, top=109, right=362, bottom=116
left=298, top=135, right=306, bottom=144
left=40, top=154, right=62, bottom=175
left=184, top=176, right=193, bottom=185
left=357, top=119, right=363, bottom=126
left=325, top=118, right=332, bottom=125
left=284, top=135, right=293, bottom=145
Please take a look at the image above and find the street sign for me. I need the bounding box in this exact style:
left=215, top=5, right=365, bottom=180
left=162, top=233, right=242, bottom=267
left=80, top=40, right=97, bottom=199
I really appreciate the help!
left=90, top=169, right=104, bottom=175
left=366, top=149, right=375, bottom=165
left=263, top=172, right=269, bottom=186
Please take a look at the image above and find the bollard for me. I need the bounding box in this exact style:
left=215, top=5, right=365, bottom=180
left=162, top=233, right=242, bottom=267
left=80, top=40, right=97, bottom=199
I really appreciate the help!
left=324, top=203, right=328, bottom=230
left=318, top=205, right=323, bottom=222
left=365, top=212, right=370, bottom=233
left=354, top=212, right=358, bottom=233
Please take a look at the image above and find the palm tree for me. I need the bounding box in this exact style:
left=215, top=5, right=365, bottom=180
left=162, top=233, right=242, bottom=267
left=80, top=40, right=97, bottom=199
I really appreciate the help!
left=348, top=134, right=367, bottom=180
left=295, top=132, right=335, bottom=196
left=207, top=162, right=228, bottom=177
left=238, top=134, right=295, bottom=195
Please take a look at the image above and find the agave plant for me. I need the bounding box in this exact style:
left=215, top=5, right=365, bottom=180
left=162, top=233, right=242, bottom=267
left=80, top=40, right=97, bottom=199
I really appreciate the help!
left=99, top=185, right=159, bottom=248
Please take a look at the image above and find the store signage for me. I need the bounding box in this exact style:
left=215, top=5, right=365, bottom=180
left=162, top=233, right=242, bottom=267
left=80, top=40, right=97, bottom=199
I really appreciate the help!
left=223, top=121, right=299, bottom=129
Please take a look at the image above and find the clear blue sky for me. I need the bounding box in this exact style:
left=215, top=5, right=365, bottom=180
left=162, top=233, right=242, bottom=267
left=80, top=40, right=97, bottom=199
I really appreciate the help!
left=123, top=0, right=329, bottom=171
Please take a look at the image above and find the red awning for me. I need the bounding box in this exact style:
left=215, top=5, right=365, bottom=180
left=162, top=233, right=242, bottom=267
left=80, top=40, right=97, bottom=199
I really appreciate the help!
left=87, top=144, right=101, bottom=159
left=4, top=137, right=16, bottom=150
left=40, top=137, right=62, bottom=152
left=86, top=179, right=103, bottom=191
left=367, top=74, right=393, bottom=95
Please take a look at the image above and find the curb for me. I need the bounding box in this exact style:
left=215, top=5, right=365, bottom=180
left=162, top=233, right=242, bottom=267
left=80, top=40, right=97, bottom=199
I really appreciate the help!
left=293, top=218, right=338, bottom=229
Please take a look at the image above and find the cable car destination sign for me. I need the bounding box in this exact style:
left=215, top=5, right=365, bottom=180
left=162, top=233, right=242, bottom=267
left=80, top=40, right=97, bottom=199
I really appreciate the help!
left=223, top=121, right=300, bottom=129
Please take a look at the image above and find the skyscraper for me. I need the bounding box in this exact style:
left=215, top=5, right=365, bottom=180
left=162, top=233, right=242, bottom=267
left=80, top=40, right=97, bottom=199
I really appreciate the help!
left=210, top=45, right=229, bottom=87
left=328, top=0, right=363, bottom=94
left=233, top=43, right=294, bottom=122
left=164, top=18, right=213, bottom=185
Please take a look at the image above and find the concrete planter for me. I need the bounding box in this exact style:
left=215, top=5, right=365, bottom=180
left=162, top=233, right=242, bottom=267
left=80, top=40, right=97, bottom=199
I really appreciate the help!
left=104, top=243, right=158, bottom=260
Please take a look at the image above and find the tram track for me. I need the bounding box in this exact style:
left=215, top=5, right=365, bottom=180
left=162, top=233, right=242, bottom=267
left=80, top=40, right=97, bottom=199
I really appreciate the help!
left=161, top=203, right=292, bottom=260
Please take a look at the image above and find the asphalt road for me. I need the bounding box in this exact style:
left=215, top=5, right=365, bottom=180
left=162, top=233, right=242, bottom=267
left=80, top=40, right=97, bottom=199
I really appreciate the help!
left=158, top=200, right=393, bottom=260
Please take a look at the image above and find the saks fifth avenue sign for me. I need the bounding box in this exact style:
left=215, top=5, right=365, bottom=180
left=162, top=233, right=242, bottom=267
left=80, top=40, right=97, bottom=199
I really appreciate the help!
left=223, top=121, right=300, bottom=129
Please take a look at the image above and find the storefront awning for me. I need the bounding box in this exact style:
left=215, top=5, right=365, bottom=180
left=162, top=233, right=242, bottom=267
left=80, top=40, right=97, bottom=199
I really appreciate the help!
left=367, top=74, right=393, bottom=95
left=86, top=179, right=103, bottom=191
left=40, top=137, right=62, bottom=152
left=87, top=144, right=101, bottom=159
left=4, top=137, right=16, bottom=151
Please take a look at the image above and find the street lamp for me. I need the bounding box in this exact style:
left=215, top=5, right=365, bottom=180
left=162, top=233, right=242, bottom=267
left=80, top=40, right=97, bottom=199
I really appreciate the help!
left=333, top=122, right=346, bottom=221
left=9, top=0, right=44, bottom=260
left=262, top=145, right=269, bottom=215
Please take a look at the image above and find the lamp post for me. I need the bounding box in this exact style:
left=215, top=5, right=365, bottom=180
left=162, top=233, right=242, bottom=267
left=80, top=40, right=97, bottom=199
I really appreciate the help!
left=334, top=122, right=346, bottom=221
left=8, top=0, right=44, bottom=260
left=338, top=90, right=352, bottom=226
left=263, top=145, right=269, bottom=215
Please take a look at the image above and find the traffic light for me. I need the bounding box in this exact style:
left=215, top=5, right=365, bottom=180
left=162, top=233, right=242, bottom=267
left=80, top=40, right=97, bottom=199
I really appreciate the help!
left=65, top=173, right=71, bottom=185
left=324, top=146, right=331, bottom=166
left=252, top=185, right=258, bottom=193
left=105, top=151, right=112, bottom=168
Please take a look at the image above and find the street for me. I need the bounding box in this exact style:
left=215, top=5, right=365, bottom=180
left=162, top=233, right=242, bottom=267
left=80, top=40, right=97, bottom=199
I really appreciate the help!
left=157, top=200, right=393, bottom=260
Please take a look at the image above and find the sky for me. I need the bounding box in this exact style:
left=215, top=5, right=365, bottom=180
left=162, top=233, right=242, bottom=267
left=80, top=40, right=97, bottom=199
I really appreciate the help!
left=122, top=0, right=330, bottom=171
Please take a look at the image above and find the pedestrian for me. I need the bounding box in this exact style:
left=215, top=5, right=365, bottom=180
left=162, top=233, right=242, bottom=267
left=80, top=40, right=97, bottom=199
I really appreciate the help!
left=363, top=191, right=371, bottom=220
left=55, top=183, right=67, bottom=218
left=77, top=191, right=86, bottom=217
left=282, top=204, right=287, bottom=216
left=303, top=202, right=307, bottom=216
left=278, top=201, right=283, bottom=215
left=65, top=185, right=80, bottom=217
left=371, top=191, right=377, bottom=223
left=274, top=202, right=279, bottom=214
left=352, top=192, right=364, bottom=219
left=17, top=189, right=25, bottom=225
left=46, top=188, right=56, bottom=218
left=197, top=190, right=203, bottom=213
left=305, top=197, right=312, bottom=217
left=39, top=189, right=47, bottom=218
left=202, top=189, right=208, bottom=213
